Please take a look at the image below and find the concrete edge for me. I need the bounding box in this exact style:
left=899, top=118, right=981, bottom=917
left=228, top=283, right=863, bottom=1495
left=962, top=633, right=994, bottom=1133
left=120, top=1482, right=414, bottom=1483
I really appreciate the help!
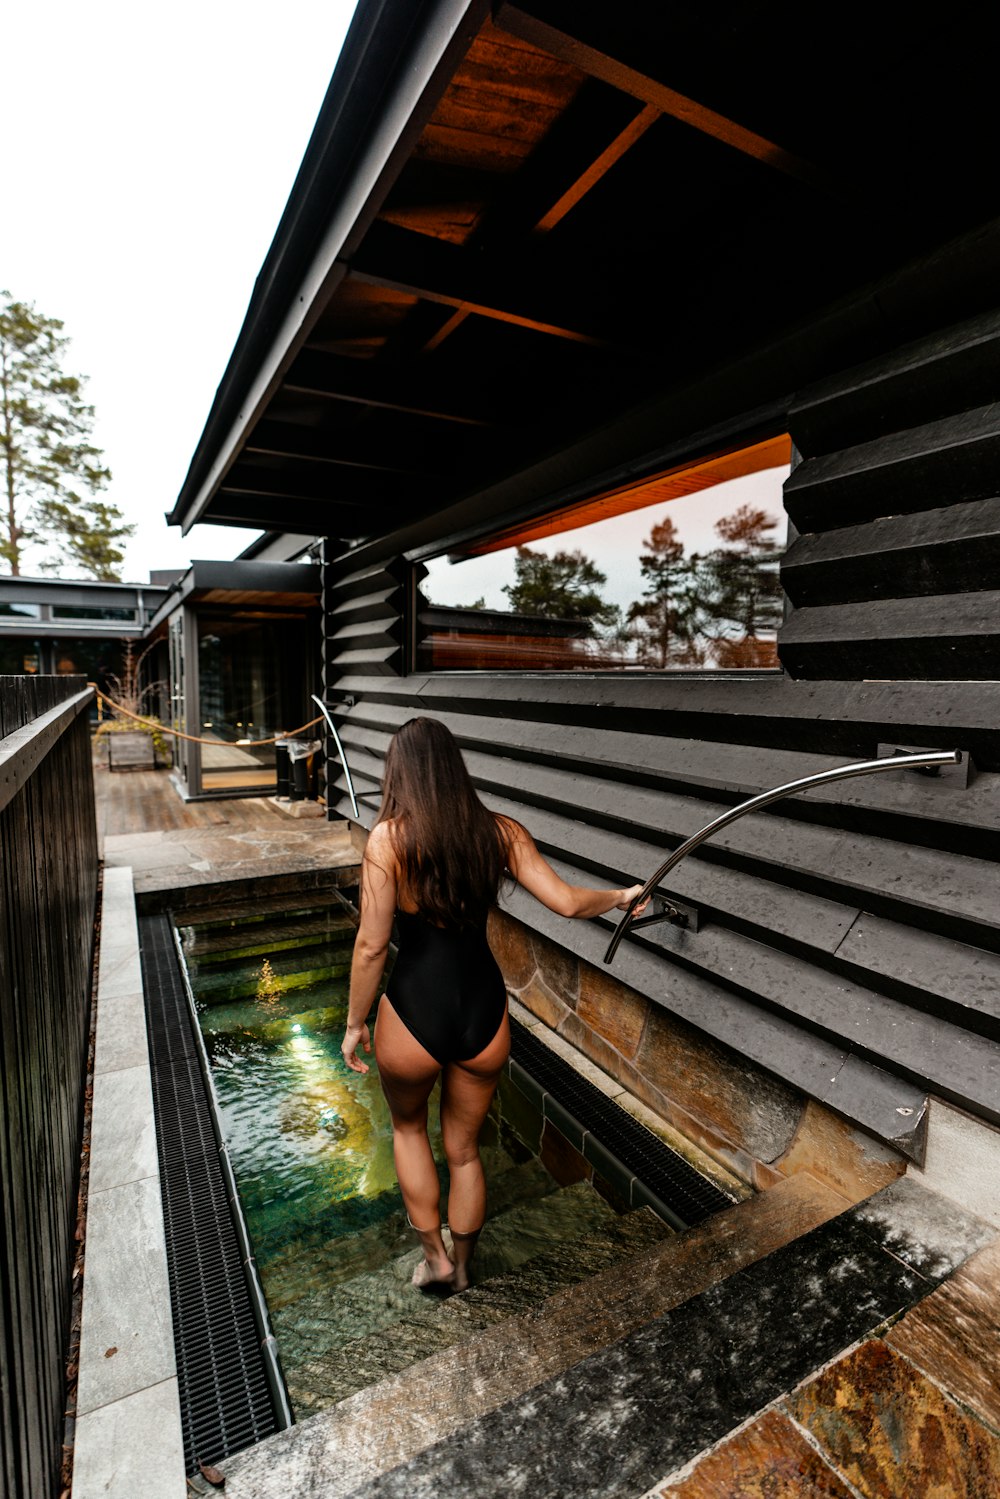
left=73, top=865, right=187, bottom=1499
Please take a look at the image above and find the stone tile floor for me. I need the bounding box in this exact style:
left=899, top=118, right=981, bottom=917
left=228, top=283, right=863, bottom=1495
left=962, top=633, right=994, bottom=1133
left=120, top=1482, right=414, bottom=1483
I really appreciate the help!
left=655, top=1212, right=1000, bottom=1497
left=94, top=764, right=358, bottom=903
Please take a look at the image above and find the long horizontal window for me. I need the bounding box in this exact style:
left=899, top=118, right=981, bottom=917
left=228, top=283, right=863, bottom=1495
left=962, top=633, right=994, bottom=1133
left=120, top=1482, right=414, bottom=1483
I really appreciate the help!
left=416, top=436, right=790, bottom=672
left=51, top=604, right=137, bottom=622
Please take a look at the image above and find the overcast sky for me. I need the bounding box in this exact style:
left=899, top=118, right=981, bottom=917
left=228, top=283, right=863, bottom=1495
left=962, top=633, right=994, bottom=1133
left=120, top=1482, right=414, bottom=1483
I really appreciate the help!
left=2, top=0, right=359, bottom=583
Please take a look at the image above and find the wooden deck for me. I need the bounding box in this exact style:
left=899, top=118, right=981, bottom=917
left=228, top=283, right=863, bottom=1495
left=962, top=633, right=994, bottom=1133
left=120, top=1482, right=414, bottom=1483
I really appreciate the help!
left=94, top=764, right=359, bottom=907
left=94, top=764, right=296, bottom=841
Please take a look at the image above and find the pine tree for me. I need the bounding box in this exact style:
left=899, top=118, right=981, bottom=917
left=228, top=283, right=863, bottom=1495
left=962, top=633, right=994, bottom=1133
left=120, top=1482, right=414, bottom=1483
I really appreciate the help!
left=0, top=293, right=134, bottom=578
left=703, top=504, right=784, bottom=666
left=626, top=516, right=707, bottom=666
left=502, top=545, right=618, bottom=630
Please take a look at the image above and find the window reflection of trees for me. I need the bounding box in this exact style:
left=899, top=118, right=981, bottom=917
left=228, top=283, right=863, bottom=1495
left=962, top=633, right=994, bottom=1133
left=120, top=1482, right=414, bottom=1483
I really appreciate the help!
left=418, top=500, right=785, bottom=672
left=627, top=504, right=783, bottom=669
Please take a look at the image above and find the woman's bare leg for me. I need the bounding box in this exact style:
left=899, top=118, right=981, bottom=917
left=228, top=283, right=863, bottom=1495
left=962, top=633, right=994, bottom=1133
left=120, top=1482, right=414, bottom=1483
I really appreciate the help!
left=374, top=996, right=452, bottom=1285
left=440, top=1009, right=510, bottom=1290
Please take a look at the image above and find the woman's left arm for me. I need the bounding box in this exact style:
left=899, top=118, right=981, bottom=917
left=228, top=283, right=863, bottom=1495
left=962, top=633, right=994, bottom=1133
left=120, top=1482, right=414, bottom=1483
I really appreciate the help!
left=342, top=822, right=397, bottom=1074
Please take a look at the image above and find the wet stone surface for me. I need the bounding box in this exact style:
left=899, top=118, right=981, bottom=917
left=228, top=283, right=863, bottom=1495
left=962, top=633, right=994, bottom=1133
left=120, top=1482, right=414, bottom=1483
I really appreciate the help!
left=786, top=1338, right=1000, bottom=1498
left=342, top=1210, right=927, bottom=1499
left=655, top=1407, right=857, bottom=1497
left=852, top=1173, right=997, bottom=1281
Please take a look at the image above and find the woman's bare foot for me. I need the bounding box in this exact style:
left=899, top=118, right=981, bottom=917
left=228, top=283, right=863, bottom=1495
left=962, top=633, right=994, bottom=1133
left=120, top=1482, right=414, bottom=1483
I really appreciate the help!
left=411, top=1250, right=455, bottom=1290
left=448, top=1225, right=482, bottom=1293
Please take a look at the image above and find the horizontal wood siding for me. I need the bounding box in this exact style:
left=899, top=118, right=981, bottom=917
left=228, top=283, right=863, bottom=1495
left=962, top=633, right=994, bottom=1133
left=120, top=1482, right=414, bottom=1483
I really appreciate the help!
left=322, top=534, right=1000, bottom=1157
left=0, top=677, right=98, bottom=1499
left=781, top=308, right=1000, bottom=679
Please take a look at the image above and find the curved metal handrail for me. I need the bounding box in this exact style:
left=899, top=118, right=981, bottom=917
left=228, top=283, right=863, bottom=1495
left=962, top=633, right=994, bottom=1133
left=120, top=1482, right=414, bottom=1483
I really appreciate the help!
left=311, top=693, right=360, bottom=820
left=603, top=748, right=962, bottom=965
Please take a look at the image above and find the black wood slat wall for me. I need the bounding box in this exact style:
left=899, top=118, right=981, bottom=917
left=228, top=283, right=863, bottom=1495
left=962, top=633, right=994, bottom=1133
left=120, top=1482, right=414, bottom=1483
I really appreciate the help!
left=782, top=308, right=1000, bottom=679
left=0, top=677, right=98, bottom=1499
left=318, top=304, right=1000, bottom=1162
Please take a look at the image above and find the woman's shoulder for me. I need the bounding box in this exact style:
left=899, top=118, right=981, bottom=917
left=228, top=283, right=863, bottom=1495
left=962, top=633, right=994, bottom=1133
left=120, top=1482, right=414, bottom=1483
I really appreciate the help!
left=495, top=813, right=530, bottom=843
left=365, top=819, right=398, bottom=861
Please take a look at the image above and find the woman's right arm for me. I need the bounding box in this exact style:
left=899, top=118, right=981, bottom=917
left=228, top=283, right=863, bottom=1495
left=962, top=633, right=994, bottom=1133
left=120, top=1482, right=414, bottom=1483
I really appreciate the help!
left=501, top=819, right=647, bottom=920
left=342, top=822, right=397, bottom=1073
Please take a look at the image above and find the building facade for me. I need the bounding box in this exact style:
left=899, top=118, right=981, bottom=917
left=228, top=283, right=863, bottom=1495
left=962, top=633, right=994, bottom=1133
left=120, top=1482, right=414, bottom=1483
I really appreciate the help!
left=165, top=0, right=1000, bottom=1181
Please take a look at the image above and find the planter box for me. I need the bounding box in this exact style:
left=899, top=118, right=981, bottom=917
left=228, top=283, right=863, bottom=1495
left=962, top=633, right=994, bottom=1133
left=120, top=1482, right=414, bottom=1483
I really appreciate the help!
left=107, top=731, right=156, bottom=771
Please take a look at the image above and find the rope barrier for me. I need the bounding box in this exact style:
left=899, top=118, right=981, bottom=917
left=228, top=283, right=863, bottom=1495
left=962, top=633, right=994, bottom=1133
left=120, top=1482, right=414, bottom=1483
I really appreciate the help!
left=89, top=684, right=326, bottom=748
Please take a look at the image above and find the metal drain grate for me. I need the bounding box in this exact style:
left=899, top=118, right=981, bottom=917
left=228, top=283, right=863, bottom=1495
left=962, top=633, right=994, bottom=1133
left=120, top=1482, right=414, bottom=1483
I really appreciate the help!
left=510, top=1018, right=734, bottom=1225
left=140, top=915, right=282, bottom=1475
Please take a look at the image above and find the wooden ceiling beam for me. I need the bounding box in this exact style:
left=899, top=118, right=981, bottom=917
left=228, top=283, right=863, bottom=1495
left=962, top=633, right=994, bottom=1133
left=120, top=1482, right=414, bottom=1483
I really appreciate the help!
left=209, top=489, right=427, bottom=538
left=244, top=419, right=437, bottom=476
left=534, top=102, right=660, bottom=232
left=495, top=3, right=836, bottom=193
left=221, top=464, right=437, bottom=509
left=346, top=220, right=618, bottom=347
left=347, top=263, right=607, bottom=345
left=283, top=348, right=496, bottom=427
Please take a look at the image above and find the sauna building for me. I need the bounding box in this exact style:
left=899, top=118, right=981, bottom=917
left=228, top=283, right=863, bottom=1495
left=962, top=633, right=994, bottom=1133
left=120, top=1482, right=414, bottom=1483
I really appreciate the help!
left=78, top=0, right=1000, bottom=1493
left=170, top=0, right=1000, bottom=1174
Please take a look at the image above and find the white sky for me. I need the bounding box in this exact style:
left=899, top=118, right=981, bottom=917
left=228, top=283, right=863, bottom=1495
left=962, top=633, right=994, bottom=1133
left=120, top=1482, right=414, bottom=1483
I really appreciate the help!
left=1, top=0, right=359, bottom=583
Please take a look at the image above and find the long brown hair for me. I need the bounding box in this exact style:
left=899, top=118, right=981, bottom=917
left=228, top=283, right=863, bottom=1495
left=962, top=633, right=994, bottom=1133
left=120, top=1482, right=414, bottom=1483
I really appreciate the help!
left=376, top=717, right=513, bottom=927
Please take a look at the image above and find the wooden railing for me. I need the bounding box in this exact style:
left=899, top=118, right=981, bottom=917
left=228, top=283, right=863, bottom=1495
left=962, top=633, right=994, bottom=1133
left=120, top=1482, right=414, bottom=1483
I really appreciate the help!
left=0, top=675, right=98, bottom=1499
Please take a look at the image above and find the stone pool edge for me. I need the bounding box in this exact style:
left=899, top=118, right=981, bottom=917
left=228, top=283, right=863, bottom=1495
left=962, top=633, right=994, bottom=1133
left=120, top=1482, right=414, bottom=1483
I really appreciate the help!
left=72, top=865, right=187, bottom=1499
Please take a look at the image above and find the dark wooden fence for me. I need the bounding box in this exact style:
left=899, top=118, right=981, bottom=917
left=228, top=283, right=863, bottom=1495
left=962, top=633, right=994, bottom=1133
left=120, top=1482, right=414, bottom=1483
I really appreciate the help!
left=0, top=675, right=98, bottom=1499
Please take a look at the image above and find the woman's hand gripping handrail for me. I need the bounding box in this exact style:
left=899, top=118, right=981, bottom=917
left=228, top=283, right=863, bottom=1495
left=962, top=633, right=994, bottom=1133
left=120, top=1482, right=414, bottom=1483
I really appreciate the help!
left=311, top=693, right=360, bottom=820
left=603, top=749, right=962, bottom=966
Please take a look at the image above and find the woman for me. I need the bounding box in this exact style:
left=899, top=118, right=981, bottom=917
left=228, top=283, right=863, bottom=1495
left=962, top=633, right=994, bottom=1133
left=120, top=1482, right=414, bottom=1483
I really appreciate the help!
left=341, top=717, right=646, bottom=1292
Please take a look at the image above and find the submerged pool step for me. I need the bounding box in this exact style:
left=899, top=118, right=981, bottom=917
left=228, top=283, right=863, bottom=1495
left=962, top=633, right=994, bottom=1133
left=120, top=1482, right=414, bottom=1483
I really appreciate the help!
left=334, top=1179, right=995, bottom=1499
left=258, top=1153, right=553, bottom=1310
left=179, top=912, right=357, bottom=963
left=171, top=887, right=357, bottom=933
left=286, top=1192, right=670, bottom=1417
left=184, top=943, right=356, bottom=1004
left=272, top=1180, right=618, bottom=1375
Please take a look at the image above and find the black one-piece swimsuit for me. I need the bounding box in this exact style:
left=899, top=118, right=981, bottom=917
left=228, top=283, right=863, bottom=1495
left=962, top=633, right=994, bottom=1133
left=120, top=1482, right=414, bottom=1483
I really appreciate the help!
left=385, top=910, right=507, bottom=1065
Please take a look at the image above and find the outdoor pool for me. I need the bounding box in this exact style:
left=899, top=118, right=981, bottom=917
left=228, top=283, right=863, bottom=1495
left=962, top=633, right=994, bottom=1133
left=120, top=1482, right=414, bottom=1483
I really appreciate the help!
left=175, top=891, right=665, bottom=1419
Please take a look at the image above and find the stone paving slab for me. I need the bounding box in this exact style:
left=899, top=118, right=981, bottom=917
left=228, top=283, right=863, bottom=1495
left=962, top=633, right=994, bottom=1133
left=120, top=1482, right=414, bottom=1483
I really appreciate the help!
left=72, top=1379, right=186, bottom=1499
left=886, top=1235, right=1000, bottom=1433
left=653, top=1407, right=856, bottom=1496
left=787, top=1339, right=1000, bottom=1496
left=73, top=865, right=187, bottom=1498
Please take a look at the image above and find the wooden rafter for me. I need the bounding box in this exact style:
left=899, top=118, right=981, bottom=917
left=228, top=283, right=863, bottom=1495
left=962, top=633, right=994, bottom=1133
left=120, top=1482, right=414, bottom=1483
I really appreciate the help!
left=283, top=349, right=495, bottom=427
left=244, top=420, right=433, bottom=476
left=347, top=263, right=609, bottom=346
left=495, top=4, right=835, bottom=192
left=534, top=102, right=660, bottom=232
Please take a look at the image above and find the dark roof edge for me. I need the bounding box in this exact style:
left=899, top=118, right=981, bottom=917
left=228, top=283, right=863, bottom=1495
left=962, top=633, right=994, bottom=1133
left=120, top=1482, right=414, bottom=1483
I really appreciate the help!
left=143, top=559, right=321, bottom=635
left=168, top=0, right=483, bottom=535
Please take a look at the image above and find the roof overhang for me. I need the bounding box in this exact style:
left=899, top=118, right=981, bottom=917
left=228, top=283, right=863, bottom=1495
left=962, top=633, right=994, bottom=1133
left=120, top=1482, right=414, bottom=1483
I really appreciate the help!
left=144, top=560, right=321, bottom=634
left=169, top=0, right=1000, bottom=553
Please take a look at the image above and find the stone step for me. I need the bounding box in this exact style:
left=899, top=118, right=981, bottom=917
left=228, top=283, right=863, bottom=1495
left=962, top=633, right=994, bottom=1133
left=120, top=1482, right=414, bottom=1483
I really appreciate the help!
left=338, top=1177, right=994, bottom=1499
left=174, top=888, right=353, bottom=933
left=286, top=1201, right=671, bottom=1416
left=270, top=1180, right=621, bottom=1385
left=216, top=1172, right=849, bottom=1497
left=188, top=942, right=355, bottom=1004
